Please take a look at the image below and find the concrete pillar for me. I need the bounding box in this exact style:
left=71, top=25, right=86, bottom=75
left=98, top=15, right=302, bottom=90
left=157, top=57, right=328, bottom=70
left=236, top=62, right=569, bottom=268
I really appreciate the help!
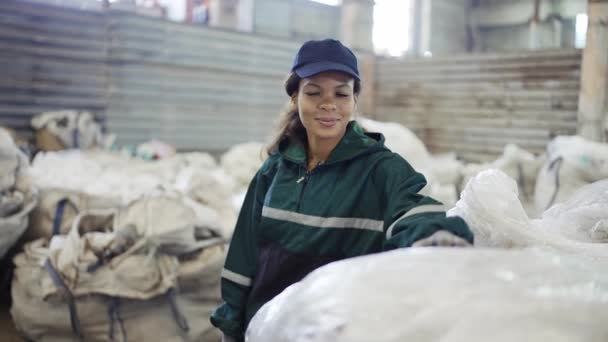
left=577, top=0, right=608, bottom=141
left=340, top=0, right=375, bottom=52
left=236, top=0, right=254, bottom=32
left=410, top=0, right=423, bottom=55
left=529, top=0, right=542, bottom=49
left=208, top=0, right=237, bottom=29
left=529, top=21, right=541, bottom=49
left=551, top=17, right=563, bottom=48
left=208, top=0, right=253, bottom=31
left=357, top=53, right=376, bottom=117
left=419, top=0, right=432, bottom=55
left=160, top=0, right=187, bottom=22
left=405, top=0, right=432, bottom=55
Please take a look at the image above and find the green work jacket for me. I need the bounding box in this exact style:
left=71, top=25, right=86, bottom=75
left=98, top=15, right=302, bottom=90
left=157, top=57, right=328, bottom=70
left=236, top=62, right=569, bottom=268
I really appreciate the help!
left=211, top=121, right=473, bottom=340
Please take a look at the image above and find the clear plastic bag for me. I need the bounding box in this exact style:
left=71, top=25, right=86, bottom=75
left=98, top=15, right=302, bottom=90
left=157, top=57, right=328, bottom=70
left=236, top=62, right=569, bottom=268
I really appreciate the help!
left=247, top=248, right=608, bottom=342
left=541, top=179, right=608, bottom=243
left=449, top=169, right=608, bottom=259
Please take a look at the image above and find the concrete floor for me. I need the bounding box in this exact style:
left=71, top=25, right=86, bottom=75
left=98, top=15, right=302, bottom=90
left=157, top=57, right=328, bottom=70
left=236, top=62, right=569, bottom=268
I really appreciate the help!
left=1, top=246, right=25, bottom=342
left=0, top=304, right=23, bottom=342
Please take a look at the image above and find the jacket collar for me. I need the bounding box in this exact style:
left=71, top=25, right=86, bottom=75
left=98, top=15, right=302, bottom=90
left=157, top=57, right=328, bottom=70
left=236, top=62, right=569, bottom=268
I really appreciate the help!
left=279, top=121, right=386, bottom=166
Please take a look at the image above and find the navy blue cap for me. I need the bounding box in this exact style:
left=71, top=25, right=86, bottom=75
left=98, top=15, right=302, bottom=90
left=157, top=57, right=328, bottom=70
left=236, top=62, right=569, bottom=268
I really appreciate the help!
left=291, top=39, right=360, bottom=81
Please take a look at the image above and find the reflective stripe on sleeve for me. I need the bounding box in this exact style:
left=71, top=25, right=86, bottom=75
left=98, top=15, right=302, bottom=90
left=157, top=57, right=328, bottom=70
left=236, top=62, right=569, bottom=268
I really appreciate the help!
left=385, top=204, right=447, bottom=239
left=221, top=268, right=252, bottom=287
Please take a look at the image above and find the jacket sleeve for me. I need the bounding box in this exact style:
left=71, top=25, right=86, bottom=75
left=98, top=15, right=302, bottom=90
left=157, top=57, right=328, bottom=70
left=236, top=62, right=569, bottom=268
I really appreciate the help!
left=376, top=154, right=474, bottom=250
left=210, top=157, right=276, bottom=339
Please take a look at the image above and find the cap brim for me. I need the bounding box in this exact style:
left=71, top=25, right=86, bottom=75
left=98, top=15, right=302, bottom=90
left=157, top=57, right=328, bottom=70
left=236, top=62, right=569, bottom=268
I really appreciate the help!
left=294, top=61, right=360, bottom=80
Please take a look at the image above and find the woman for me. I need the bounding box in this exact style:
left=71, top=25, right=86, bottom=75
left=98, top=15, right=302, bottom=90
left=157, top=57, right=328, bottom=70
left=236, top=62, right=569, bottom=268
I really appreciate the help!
left=211, top=39, right=473, bottom=342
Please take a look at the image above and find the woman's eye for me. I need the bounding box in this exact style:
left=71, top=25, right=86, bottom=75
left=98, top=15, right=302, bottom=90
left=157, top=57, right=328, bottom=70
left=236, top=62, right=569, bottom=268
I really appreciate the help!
left=336, top=93, right=349, bottom=97
left=305, top=92, right=320, bottom=96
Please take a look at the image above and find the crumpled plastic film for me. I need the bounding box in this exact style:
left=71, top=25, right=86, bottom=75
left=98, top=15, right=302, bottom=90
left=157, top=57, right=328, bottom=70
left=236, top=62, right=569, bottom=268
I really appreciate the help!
left=448, top=169, right=608, bottom=259
left=541, top=180, right=608, bottom=243
left=449, top=169, right=531, bottom=248
left=247, top=248, right=608, bottom=342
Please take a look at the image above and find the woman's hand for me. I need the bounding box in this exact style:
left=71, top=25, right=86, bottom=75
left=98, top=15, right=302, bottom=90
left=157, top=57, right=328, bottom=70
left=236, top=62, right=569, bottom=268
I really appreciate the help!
left=412, top=230, right=471, bottom=247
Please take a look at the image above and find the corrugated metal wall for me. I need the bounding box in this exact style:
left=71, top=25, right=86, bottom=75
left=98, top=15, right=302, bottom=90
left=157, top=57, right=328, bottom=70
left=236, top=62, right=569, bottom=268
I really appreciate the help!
left=0, top=0, right=301, bottom=150
left=374, top=49, right=582, bottom=162
left=0, top=0, right=108, bottom=138
left=106, top=12, right=298, bottom=150
left=254, top=0, right=340, bottom=40
left=1, top=1, right=584, bottom=157
left=290, top=0, right=340, bottom=41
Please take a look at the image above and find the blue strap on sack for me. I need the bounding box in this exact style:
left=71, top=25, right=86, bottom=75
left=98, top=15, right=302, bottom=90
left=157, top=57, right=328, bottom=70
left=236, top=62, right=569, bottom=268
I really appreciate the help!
left=107, top=296, right=127, bottom=342
left=72, top=128, right=80, bottom=148
left=167, top=287, right=189, bottom=332
left=52, top=199, right=70, bottom=236
left=546, top=156, right=564, bottom=210
left=44, top=259, right=84, bottom=341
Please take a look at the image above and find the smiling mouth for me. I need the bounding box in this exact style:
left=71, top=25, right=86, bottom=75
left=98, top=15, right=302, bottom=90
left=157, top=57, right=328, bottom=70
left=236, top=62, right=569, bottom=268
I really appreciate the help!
left=316, top=118, right=340, bottom=127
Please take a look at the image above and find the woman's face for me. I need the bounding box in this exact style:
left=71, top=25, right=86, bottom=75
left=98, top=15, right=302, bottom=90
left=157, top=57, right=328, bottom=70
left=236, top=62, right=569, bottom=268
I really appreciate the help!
left=295, top=71, right=356, bottom=144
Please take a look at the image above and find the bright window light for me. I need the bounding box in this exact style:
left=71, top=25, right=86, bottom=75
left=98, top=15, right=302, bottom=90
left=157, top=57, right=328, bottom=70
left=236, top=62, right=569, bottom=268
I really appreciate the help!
left=310, top=0, right=341, bottom=5
left=575, top=13, right=588, bottom=49
left=373, top=0, right=412, bottom=57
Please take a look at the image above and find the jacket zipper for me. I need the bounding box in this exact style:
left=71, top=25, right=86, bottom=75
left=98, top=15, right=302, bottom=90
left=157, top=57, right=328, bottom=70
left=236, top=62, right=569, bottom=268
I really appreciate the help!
left=296, top=163, right=323, bottom=211
left=296, top=168, right=309, bottom=212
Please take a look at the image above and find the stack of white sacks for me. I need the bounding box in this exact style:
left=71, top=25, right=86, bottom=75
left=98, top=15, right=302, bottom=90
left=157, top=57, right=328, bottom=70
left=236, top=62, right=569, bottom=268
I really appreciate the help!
left=534, top=136, right=608, bottom=214
left=12, top=195, right=226, bottom=341
left=360, top=119, right=608, bottom=219
left=0, top=128, right=37, bottom=259
left=26, top=144, right=266, bottom=240
left=31, top=110, right=108, bottom=150
left=10, top=141, right=267, bottom=341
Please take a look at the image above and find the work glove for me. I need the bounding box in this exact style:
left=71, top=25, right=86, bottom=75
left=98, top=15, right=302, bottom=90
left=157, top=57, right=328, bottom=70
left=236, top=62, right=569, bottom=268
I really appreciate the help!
left=412, top=230, right=471, bottom=247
